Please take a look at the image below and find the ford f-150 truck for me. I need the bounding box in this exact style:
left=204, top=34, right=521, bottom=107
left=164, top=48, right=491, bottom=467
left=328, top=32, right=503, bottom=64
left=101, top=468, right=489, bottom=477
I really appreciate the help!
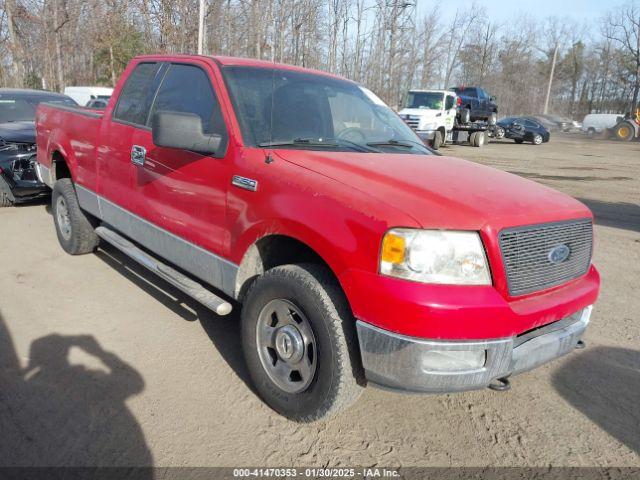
left=35, top=55, right=600, bottom=422
left=451, top=86, right=499, bottom=125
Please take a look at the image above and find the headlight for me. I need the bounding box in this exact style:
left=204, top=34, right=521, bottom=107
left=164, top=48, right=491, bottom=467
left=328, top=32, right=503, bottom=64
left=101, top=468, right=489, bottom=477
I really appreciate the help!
left=380, top=229, right=491, bottom=285
left=421, top=121, right=438, bottom=131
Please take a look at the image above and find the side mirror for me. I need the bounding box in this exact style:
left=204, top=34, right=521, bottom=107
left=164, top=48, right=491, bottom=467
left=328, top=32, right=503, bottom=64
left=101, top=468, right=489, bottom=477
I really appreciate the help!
left=152, top=111, right=221, bottom=154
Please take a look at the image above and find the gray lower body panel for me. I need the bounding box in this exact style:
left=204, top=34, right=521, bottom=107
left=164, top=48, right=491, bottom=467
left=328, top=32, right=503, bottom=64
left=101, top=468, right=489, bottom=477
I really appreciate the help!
left=75, top=185, right=238, bottom=298
left=357, top=306, right=592, bottom=393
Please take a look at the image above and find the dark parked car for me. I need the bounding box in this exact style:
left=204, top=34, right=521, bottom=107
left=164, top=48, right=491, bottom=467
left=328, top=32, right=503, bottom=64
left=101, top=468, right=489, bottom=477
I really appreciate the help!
left=0, top=89, right=76, bottom=206
left=496, top=116, right=551, bottom=145
left=450, top=86, right=498, bottom=125
left=86, top=98, right=109, bottom=109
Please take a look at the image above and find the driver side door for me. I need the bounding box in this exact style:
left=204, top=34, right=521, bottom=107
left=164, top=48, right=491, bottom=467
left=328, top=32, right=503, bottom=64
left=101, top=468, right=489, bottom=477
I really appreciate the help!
left=129, top=60, right=233, bottom=259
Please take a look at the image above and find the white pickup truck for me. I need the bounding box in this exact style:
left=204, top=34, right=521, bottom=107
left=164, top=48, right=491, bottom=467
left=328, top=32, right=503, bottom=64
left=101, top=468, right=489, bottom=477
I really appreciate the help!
left=398, top=89, right=457, bottom=149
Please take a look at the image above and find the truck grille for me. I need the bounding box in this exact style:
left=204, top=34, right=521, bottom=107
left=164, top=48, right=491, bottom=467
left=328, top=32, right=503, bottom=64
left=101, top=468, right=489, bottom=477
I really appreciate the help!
left=499, top=219, right=593, bottom=296
left=400, top=114, right=420, bottom=130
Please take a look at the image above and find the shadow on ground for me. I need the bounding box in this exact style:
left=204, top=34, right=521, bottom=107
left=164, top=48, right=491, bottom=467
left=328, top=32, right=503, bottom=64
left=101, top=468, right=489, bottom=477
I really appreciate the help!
left=0, top=309, right=153, bottom=468
left=577, top=198, right=640, bottom=233
left=553, top=346, right=640, bottom=454
left=94, top=244, right=255, bottom=393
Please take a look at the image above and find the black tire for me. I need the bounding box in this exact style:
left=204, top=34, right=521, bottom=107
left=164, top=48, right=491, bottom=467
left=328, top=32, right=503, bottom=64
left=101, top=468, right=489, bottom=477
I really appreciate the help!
left=614, top=121, right=635, bottom=141
left=514, top=138, right=524, bottom=144
left=459, top=108, right=471, bottom=125
left=431, top=130, right=443, bottom=150
left=474, top=131, right=486, bottom=147
left=52, top=178, right=100, bottom=255
left=0, top=176, right=14, bottom=207
left=532, top=133, right=543, bottom=145
left=241, top=264, right=363, bottom=422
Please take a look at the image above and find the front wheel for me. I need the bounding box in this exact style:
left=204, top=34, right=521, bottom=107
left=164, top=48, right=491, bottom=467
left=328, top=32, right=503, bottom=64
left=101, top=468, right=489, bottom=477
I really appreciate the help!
left=431, top=130, right=443, bottom=150
left=532, top=134, right=543, bottom=145
left=241, top=264, right=363, bottom=422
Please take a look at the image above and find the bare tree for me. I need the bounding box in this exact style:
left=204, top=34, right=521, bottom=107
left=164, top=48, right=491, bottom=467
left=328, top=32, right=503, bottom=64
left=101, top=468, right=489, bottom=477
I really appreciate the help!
left=604, top=0, right=640, bottom=110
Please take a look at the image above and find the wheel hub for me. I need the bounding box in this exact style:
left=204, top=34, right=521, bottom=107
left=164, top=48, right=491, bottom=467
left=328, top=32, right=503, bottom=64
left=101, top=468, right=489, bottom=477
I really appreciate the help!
left=56, top=196, right=72, bottom=240
left=274, top=325, right=304, bottom=363
left=255, top=298, right=318, bottom=394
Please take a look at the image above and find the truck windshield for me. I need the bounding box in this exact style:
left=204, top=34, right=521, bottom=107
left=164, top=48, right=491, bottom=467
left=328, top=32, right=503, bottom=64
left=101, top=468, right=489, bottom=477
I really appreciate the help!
left=405, top=92, right=443, bottom=110
left=222, top=66, right=430, bottom=155
left=0, top=95, right=76, bottom=123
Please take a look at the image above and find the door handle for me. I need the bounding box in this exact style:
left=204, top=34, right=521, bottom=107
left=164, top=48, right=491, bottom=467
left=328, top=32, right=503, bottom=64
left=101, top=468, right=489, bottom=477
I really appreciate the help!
left=131, top=145, right=146, bottom=166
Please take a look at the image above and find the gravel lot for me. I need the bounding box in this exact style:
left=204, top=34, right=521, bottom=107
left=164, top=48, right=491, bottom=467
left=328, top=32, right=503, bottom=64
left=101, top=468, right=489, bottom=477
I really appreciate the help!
left=0, top=134, right=638, bottom=468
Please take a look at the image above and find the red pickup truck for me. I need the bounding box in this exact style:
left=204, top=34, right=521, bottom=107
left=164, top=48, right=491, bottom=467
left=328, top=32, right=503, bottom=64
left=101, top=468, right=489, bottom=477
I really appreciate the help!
left=35, top=55, right=600, bottom=421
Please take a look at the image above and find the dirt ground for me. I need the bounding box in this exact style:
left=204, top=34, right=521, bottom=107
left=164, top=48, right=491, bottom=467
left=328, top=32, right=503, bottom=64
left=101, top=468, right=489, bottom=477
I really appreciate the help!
left=0, top=134, right=638, bottom=468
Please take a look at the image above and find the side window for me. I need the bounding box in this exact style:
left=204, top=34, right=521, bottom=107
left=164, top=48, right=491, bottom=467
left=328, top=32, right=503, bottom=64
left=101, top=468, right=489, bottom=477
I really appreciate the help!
left=113, top=63, right=161, bottom=126
left=445, top=95, right=456, bottom=110
left=149, top=63, right=227, bottom=138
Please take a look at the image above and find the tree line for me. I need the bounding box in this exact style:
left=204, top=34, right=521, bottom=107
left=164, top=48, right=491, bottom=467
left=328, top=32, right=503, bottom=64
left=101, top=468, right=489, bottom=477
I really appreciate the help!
left=1, top=0, right=639, bottom=118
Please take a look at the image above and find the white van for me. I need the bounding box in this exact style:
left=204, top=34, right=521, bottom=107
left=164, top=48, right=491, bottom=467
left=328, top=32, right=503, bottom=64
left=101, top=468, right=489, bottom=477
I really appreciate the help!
left=63, top=86, right=113, bottom=107
left=581, top=113, right=622, bottom=136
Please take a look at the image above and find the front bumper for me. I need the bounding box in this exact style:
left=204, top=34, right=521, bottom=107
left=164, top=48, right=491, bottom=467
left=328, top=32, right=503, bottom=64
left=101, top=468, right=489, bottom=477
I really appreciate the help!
left=357, top=306, right=592, bottom=393
left=415, top=130, right=436, bottom=142
left=0, top=170, right=49, bottom=202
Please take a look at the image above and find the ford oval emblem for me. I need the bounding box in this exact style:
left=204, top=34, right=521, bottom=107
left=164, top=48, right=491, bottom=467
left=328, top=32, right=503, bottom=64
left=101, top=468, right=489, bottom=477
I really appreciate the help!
left=548, top=244, right=570, bottom=264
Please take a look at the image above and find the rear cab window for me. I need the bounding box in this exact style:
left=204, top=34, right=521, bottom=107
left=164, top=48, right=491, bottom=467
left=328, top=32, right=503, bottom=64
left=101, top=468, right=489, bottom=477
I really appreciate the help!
left=112, top=62, right=163, bottom=126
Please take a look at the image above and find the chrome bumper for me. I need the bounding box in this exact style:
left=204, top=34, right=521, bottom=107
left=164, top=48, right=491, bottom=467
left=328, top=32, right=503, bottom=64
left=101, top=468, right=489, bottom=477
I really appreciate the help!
left=415, top=130, right=436, bottom=141
left=356, top=306, right=592, bottom=393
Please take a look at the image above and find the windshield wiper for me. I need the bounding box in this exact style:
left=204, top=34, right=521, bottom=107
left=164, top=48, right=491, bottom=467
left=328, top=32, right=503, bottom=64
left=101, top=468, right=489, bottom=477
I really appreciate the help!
left=367, top=139, right=413, bottom=148
left=325, top=137, right=380, bottom=153
left=367, top=138, right=431, bottom=153
left=258, top=137, right=340, bottom=148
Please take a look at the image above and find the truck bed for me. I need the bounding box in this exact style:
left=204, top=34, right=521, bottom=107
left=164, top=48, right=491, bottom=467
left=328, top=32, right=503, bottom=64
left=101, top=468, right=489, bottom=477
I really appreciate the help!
left=35, top=103, right=104, bottom=191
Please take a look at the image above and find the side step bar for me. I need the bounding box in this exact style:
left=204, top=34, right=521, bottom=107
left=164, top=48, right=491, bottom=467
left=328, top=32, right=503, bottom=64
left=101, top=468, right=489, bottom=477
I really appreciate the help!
left=95, top=226, right=233, bottom=316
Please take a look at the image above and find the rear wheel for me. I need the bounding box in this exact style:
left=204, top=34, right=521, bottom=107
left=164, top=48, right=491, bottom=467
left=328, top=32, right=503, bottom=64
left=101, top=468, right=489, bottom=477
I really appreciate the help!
left=241, top=264, right=363, bottom=422
left=614, top=122, right=635, bottom=141
left=52, top=178, right=100, bottom=255
left=532, top=134, right=543, bottom=145
left=459, top=108, right=471, bottom=125
left=471, top=131, right=486, bottom=147
left=0, top=176, right=14, bottom=207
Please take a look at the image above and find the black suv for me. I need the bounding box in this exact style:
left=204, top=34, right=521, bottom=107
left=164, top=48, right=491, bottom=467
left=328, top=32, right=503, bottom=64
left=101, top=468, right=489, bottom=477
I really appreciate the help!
left=451, top=87, right=498, bottom=125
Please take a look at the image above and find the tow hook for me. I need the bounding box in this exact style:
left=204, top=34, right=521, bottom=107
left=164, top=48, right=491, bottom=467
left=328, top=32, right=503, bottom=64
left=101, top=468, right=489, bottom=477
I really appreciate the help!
left=575, top=339, right=586, bottom=349
left=488, top=376, right=511, bottom=392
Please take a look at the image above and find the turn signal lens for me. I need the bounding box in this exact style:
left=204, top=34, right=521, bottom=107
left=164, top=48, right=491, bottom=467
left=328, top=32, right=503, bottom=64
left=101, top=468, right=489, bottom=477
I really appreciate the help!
left=381, top=232, right=406, bottom=264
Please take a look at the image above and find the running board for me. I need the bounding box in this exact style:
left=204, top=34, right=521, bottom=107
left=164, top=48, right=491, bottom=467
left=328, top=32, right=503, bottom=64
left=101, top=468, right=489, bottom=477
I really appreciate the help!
left=95, top=226, right=233, bottom=316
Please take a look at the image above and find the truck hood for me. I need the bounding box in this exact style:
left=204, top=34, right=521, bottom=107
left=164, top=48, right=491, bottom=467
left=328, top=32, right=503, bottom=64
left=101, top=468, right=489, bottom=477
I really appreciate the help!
left=276, top=150, right=591, bottom=230
left=0, top=121, right=35, bottom=144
